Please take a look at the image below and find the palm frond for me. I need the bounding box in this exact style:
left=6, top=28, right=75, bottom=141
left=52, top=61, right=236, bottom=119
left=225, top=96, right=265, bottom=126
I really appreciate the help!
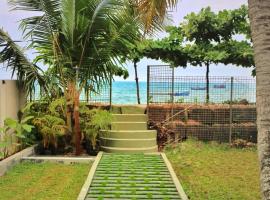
left=8, top=0, right=142, bottom=89
left=136, top=0, right=177, bottom=34
left=0, top=28, right=46, bottom=95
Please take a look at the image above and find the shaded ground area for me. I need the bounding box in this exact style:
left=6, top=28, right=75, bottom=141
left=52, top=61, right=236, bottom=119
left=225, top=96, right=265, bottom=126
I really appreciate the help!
left=165, top=140, right=260, bottom=200
left=0, top=162, right=91, bottom=200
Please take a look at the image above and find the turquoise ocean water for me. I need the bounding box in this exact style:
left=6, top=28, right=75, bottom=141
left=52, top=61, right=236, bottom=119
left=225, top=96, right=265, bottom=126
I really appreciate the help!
left=90, top=81, right=256, bottom=104
left=111, top=81, right=147, bottom=104
left=33, top=80, right=256, bottom=104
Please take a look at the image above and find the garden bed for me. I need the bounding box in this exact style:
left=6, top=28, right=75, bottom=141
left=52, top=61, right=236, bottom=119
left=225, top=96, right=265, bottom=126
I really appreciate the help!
left=165, top=140, right=260, bottom=200
left=0, top=162, right=91, bottom=200
left=0, top=145, right=36, bottom=176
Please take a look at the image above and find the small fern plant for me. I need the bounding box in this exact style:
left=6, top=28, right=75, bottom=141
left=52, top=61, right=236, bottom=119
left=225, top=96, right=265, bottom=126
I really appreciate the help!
left=32, top=98, right=68, bottom=148
left=33, top=115, right=68, bottom=148
left=80, top=106, right=112, bottom=149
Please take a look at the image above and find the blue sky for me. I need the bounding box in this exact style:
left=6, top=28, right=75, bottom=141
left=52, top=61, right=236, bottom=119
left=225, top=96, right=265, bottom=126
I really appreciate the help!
left=0, top=0, right=251, bottom=81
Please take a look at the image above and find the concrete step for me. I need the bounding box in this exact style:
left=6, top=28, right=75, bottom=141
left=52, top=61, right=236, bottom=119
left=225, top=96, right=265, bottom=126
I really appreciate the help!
left=100, top=146, right=158, bottom=153
left=111, top=122, right=147, bottom=130
left=121, top=106, right=146, bottom=114
left=100, top=137, right=156, bottom=148
left=112, top=114, right=147, bottom=122
left=100, top=130, right=157, bottom=139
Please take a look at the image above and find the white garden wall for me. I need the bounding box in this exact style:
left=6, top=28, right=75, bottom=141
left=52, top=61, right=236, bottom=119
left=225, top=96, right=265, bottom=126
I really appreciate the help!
left=0, top=80, right=26, bottom=126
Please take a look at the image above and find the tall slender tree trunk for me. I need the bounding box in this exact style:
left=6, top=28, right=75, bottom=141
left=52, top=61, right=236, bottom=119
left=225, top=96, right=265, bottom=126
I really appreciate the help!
left=65, top=83, right=74, bottom=133
left=65, top=81, right=81, bottom=155
left=74, top=88, right=81, bottom=155
left=249, top=1, right=270, bottom=199
left=206, top=62, right=210, bottom=103
left=134, top=60, right=141, bottom=104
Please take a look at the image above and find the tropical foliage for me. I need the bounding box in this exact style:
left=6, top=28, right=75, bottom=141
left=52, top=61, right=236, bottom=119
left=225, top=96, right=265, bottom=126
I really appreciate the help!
left=33, top=115, right=68, bottom=148
left=140, top=5, right=253, bottom=102
left=142, top=5, right=253, bottom=67
left=3, top=117, right=34, bottom=146
left=0, top=126, right=12, bottom=159
left=0, top=105, right=34, bottom=159
left=9, top=0, right=141, bottom=87
left=1, top=0, right=178, bottom=156
left=0, top=28, right=46, bottom=95
left=8, top=0, right=143, bottom=154
left=80, top=106, right=113, bottom=149
left=30, top=98, right=69, bottom=150
left=24, top=98, right=112, bottom=153
left=135, top=0, right=178, bottom=34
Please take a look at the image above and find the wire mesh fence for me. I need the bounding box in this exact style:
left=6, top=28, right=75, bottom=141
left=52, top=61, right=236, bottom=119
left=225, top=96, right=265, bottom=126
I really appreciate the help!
left=147, top=65, right=257, bottom=143
left=29, top=82, right=111, bottom=105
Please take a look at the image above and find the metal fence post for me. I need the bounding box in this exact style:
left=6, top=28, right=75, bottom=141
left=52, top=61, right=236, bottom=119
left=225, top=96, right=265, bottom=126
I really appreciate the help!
left=171, top=67, right=175, bottom=143
left=171, top=67, right=174, bottom=105
left=109, top=74, right=112, bottom=109
left=147, top=65, right=150, bottom=114
left=229, top=77, right=234, bottom=144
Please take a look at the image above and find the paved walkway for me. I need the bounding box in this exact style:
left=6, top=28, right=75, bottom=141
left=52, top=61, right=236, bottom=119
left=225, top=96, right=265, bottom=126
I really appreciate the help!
left=82, top=153, right=187, bottom=200
left=77, top=107, right=187, bottom=200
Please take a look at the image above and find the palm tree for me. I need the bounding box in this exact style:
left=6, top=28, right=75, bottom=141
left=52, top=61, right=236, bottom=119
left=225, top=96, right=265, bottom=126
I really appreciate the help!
left=9, top=0, right=141, bottom=154
left=248, top=0, right=270, bottom=199
left=0, top=28, right=46, bottom=95
left=135, top=0, right=178, bottom=34
left=128, top=0, right=178, bottom=104
left=8, top=0, right=178, bottom=154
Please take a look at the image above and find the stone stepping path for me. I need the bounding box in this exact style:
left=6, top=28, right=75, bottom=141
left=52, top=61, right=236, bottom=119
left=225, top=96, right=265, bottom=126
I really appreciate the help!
left=78, top=153, right=188, bottom=200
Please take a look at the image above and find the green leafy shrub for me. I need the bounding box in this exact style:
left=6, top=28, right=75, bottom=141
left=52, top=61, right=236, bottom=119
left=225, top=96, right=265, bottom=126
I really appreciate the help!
left=23, top=98, right=112, bottom=154
left=30, top=98, right=69, bottom=151
left=0, top=102, right=37, bottom=159
left=80, top=106, right=112, bottom=149
left=33, top=115, right=68, bottom=148
left=4, top=117, right=34, bottom=147
left=0, top=126, right=12, bottom=159
left=0, top=115, right=34, bottom=159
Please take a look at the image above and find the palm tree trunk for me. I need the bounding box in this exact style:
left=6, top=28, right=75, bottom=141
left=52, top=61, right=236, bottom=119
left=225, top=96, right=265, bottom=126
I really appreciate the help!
left=134, top=60, right=141, bottom=104
left=74, top=88, right=81, bottom=155
left=206, top=62, right=210, bottom=103
left=249, top=0, right=270, bottom=199
left=65, top=83, right=74, bottom=133
left=65, top=81, right=81, bottom=155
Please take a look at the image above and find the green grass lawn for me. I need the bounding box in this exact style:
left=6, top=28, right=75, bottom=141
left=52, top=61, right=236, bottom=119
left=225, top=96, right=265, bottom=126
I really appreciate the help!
left=165, top=140, right=260, bottom=200
left=0, top=162, right=91, bottom=200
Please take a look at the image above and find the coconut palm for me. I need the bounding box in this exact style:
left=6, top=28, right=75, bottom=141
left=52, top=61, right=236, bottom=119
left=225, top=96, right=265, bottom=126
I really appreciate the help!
left=125, top=0, right=178, bottom=104
left=248, top=0, right=270, bottom=199
left=0, top=28, right=46, bottom=95
left=135, top=0, right=178, bottom=34
left=9, top=0, right=141, bottom=154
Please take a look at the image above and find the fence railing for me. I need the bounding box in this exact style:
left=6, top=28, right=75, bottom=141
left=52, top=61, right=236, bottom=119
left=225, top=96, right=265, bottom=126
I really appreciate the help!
left=147, top=65, right=256, bottom=105
left=147, top=65, right=257, bottom=144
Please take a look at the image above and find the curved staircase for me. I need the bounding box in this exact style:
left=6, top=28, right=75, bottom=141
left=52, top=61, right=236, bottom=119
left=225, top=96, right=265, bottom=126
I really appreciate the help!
left=100, top=107, right=157, bottom=153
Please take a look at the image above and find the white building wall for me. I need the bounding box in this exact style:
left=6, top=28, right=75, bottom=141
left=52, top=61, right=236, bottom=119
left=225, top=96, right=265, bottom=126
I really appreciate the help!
left=0, top=80, right=26, bottom=126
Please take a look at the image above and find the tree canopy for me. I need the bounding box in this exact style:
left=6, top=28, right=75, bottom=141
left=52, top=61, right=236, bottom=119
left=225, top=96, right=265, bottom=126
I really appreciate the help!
left=142, top=5, right=253, bottom=68
left=136, top=5, right=253, bottom=102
